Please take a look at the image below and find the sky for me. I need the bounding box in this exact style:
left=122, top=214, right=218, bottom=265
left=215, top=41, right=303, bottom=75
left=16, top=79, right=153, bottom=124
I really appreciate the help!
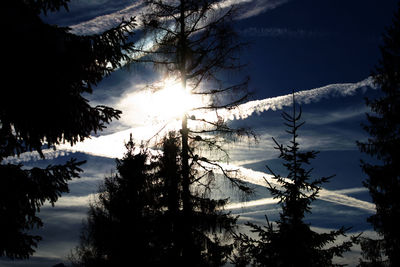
left=1, top=0, right=398, bottom=266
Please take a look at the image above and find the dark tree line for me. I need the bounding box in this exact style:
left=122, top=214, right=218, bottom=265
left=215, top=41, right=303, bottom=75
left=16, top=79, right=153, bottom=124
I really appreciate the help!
left=71, top=133, right=237, bottom=266
left=1, top=0, right=135, bottom=259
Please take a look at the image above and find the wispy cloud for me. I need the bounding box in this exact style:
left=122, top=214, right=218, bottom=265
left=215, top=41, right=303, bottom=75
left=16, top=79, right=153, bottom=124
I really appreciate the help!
left=70, top=1, right=145, bottom=35
left=319, top=188, right=374, bottom=211
left=225, top=197, right=277, bottom=209
left=69, top=0, right=290, bottom=35
left=45, top=194, right=97, bottom=207
left=221, top=164, right=375, bottom=212
left=234, top=0, right=290, bottom=19
left=3, top=150, right=71, bottom=164
left=303, top=106, right=369, bottom=125
left=219, top=77, right=377, bottom=121
left=239, top=27, right=327, bottom=39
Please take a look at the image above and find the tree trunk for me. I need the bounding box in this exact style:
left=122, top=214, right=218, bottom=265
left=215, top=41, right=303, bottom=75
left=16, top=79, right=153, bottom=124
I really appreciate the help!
left=178, top=0, right=194, bottom=263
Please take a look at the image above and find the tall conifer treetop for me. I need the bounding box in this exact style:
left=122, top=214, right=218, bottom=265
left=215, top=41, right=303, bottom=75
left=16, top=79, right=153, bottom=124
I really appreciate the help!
left=233, top=94, right=354, bottom=267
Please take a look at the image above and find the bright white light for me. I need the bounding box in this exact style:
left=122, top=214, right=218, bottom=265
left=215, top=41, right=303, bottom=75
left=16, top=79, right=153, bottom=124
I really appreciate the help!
left=119, top=78, right=205, bottom=127
left=151, top=78, right=203, bottom=121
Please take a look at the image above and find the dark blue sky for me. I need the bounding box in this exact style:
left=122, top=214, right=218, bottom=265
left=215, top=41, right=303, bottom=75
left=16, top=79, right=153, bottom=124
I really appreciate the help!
left=238, top=0, right=397, bottom=98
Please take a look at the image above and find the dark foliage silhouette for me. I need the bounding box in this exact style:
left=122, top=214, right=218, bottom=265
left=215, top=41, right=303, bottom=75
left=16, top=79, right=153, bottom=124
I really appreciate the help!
left=357, top=2, right=400, bottom=266
left=70, top=136, right=163, bottom=266
left=233, top=95, right=354, bottom=267
left=355, top=237, right=388, bottom=267
left=0, top=159, right=84, bottom=259
left=1, top=0, right=135, bottom=259
left=71, top=133, right=237, bottom=266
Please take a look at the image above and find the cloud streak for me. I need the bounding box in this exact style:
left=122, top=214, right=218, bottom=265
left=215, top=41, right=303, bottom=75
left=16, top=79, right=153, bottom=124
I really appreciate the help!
left=303, top=106, right=369, bottom=125
left=70, top=1, right=145, bottom=35
left=69, top=0, right=290, bottom=35
left=239, top=27, right=327, bottom=39
left=46, top=194, right=97, bottom=207
left=218, top=77, right=377, bottom=121
left=220, top=164, right=375, bottom=212
left=234, top=0, right=290, bottom=19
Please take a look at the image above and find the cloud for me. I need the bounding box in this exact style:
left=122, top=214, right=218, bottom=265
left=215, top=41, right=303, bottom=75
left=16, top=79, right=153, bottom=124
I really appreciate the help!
left=69, top=1, right=145, bottom=35
left=218, top=77, right=377, bottom=121
left=69, top=0, right=290, bottom=35
left=303, top=106, right=369, bottom=125
left=225, top=197, right=277, bottom=209
left=239, top=27, right=327, bottom=39
left=46, top=194, right=97, bottom=207
left=217, top=163, right=375, bottom=212
left=234, top=0, right=290, bottom=19
left=58, top=128, right=135, bottom=159
left=3, top=150, right=71, bottom=164
left=224, top=188, right=371, bottom=212
left=319, top=188, right=374, bottom=211
left=227, top=125, right=363, bottom=164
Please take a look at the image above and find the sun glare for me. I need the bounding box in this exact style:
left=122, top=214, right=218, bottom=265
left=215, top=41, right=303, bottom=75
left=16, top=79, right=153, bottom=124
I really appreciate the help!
left=151, top=78, right=202, bottom=121
left=119, top=78, right=206, bottom=128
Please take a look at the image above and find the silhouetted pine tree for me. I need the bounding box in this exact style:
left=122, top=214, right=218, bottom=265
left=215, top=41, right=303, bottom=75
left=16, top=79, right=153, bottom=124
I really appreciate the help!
left=357, top=3, right=400, bottom=266
left=1, top=0, right=135, bottom=259
left=70, top=136, right=163, bottom=266
left=233, top=94, right=354, bottom=267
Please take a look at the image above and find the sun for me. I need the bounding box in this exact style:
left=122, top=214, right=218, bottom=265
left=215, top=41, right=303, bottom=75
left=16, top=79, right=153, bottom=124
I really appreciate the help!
left=118, top=77, right=206, bottom=128
left=151, top=78, right=203, bottom=122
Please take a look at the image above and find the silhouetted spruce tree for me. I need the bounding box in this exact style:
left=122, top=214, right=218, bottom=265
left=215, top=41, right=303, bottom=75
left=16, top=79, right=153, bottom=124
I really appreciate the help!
left=70, top=136, right=163, bottom=266
left=356, top=3, right=400, bottom=266
left=1, top=0, right=136, bottom=259
left=233, top=94, right=354, bottom=267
